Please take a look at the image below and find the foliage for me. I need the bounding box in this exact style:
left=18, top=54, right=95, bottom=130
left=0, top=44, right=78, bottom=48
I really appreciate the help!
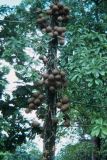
left=0, top=0, right=107, bottom=158
left=56, top=141, right=92, bottom=160
left=0, top=142, right=42, bottom=160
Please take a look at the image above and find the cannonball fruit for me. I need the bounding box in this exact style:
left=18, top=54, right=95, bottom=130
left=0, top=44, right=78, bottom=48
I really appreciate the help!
left=33, top=92, right=40, bottom=98
left=28, top=103, right=35, bottom=109
left=43, top=58, right=48, bottom=64
left=61, top=104, right=69, bottom=112
left=58, top=3, right=64, bottom=9
left=44, top=79, right=49, bottom=85
left=55, top=74, right=61, bottom=80
left=25, top=108, right=32, bottom=114
left=58, top=16, right=63, bottom=21
left=39, top=55, right=44, bottom=60
left=34, top=99, right=41, bottom=106
left=38, top=94, right=44, bottom=100
left=52, top=69, right=59, bottom=75
left=37, top=80, right=44, bottom=86
left=42, top=28, right=46, bottom=32
left=32, top=120, right=40, bottom=128
left=54, top=31, right=58, bottom=36
left=59, top=39, right=65, bottom=45
left=43, top=73, right=49, bottom=79
left=56, top=102, right=62, bottom=108
left=60, top=70, right=66, bottom=77
left=62, top=96, right=69, bottom=104
left=46, top=9, right=52, bottom=15
left=48, top=32, right=54, bottom=37
left=55, top=81, right=62, bottom=87
left=48, top=74, right=54, bottom=81
left=46, top=26, right=52, bottom=32
left=28, top=97, right=35, bottom=103
left=49, top=86, right=55, bottom=92
left=64, top=6, right=69, bottom=14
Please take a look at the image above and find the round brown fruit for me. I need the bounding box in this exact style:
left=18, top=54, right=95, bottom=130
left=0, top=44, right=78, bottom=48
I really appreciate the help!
left=55, top=81, right=62, bottom=87
left=62, top=96, right=69, bottom=104
left=52, top=5, right=59, bottom=11
left=44, top=79, right=49, bottom=85
left=43, top=58, right=48, bottom=64
left=46, top=9, right=52, bottom=15
left=60, top=70, right=66, bottom=77
left=61, top=104, right=69, bottom=112
left=54, top=26, right=59, bottom=31
left=42, top=28, right=46, bottom=32
left=55, top=74, right=61, bottom=80
left=59, top=39, right=65, bottom=45
left=25, top=108, right=32, bottom=114
left=38, top=94, right=44, bottom=100
left=33, top=92, right=40, bottom=98
left=37, top=80, right=44, bottom=86
left=31, top=120, right=40, bottom=128
left=28, top=103, right=35, bottom=109
left=62, top=27, right=66, bottom=32
left=54, top=31, right=58, bottom=36
left=57, top=16, right=63, bottom=21
left=28, top=97, right=35, bottom=103
left=48, top=32, right=54, bottom=37
left=56, top=102, right=62, bottom=108
left=49, top=86, right=55, bottom=92
left=52, top=69, right=59, bottom=75
left=43, top=73, right=48, bottom=79
left=39, top=55, right=44, bottom=60
left=34, top=99, right=41, bottom=106
left=46, top=26, right=52, bottom=32
left=57, top=3, right=64, bottom=9
left=57, top=27, right=63, bottom=33
left=48, top=74, right=54, bottom=81
left=64, top=6, right=69, bottom=14
left=61, top=32, right=65, bottom=37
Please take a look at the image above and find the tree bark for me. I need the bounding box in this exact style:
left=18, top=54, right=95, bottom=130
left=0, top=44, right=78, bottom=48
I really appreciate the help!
left=43, top=0, right=59, bottom=160
left=92, top=137, right=101, bottom=160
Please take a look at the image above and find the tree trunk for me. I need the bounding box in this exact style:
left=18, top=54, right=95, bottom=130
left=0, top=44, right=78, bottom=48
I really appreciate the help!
left=92, top=137, right=101, bottom=160
left=43, top=0, right=59, bottom=160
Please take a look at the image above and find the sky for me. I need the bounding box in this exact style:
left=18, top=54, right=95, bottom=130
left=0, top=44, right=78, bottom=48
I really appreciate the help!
left=0, top=0, right=21, bottom=6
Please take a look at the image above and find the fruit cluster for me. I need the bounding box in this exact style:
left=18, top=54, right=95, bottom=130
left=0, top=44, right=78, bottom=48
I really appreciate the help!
left=56, top=96, right=70, bottom=112
left=27, top=92, right=44, bottom=111
left=56, top=96, right=70, bottom=127
left=36, top=3, right=69, bottom=45
left=43, top=69, right=67, bottom=92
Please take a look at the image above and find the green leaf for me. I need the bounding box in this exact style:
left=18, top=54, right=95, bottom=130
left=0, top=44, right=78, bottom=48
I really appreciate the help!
left=96, top=118, right=103, bottom=125
left=102, top=127, right=107, bottom=136
left=91, top=126, right=101, bottom=137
